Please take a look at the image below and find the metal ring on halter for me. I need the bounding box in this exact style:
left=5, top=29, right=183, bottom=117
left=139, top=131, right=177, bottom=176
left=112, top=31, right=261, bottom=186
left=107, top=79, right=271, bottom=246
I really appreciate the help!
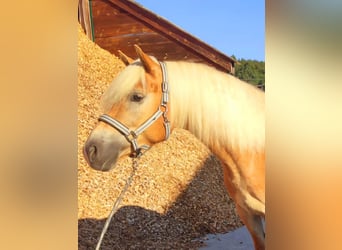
left=125, top=131, right=137, bottom=143
left=98, top=61, right=170, bottom=157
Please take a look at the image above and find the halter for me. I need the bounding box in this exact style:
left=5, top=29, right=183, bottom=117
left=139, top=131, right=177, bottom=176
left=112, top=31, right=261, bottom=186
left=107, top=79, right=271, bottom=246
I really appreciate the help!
left=98, top=61, right=170, bottom=157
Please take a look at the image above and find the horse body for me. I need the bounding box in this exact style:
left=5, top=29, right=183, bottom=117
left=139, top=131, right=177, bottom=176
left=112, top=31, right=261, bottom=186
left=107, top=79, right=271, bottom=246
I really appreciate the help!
left=166, top=61, right=265, bottom=249
left=84, top=46, right=265, bottom=249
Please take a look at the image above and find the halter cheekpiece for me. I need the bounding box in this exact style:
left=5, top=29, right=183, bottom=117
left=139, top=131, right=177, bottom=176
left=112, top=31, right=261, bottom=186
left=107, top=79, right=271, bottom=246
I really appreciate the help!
left=98, top=61, right=170, bottom=157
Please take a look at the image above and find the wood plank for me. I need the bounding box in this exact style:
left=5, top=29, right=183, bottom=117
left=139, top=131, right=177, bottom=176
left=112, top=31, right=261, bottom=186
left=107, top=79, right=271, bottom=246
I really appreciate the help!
left=92, top=0, right=148, bottom=38
left=93, top=22, right=152, bottom=38
left=96, top=35, right=218, bottom=67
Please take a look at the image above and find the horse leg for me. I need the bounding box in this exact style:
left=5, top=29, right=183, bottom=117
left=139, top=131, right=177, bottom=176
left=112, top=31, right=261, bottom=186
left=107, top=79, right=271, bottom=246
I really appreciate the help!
left=236, top=204, right=265, bottom=250
left=220, top=155, right=265, bottom=250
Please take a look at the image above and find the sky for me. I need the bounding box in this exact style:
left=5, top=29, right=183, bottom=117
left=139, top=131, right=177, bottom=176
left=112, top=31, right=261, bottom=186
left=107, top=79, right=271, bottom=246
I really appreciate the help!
left=135, top=0, right=265, bottom=61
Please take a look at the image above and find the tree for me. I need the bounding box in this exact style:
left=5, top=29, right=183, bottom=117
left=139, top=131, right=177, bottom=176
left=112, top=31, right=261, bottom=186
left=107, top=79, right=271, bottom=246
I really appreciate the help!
left=234, top=58, right=265, bottom=88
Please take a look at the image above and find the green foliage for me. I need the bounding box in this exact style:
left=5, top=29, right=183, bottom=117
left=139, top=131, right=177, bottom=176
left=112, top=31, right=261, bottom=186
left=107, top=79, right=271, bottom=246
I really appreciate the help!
left=234, top=58, right=265, bottom=87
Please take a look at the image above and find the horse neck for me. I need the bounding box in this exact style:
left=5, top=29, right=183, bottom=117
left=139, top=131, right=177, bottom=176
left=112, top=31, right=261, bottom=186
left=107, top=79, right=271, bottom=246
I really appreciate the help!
left=166, top=61, right=265, bottom=154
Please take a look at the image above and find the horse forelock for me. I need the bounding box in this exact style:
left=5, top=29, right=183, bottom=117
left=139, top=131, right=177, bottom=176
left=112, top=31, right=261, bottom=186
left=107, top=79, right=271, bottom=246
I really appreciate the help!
left=101, top=62, right=146, bottom=112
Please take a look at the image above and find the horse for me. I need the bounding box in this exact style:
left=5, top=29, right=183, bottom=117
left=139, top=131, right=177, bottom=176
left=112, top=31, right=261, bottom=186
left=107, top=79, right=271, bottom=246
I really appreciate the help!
left=83, top=45, right=265, bottom=250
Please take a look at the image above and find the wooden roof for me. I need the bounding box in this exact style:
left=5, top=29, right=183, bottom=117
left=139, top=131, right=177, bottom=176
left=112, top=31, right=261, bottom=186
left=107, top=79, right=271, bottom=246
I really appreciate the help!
left=78, top=0, right=236, bottom=73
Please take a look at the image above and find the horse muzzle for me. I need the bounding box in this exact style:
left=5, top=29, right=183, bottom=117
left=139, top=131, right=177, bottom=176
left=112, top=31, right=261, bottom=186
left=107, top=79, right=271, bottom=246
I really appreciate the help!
left=83, top=129, right=128, bottom=171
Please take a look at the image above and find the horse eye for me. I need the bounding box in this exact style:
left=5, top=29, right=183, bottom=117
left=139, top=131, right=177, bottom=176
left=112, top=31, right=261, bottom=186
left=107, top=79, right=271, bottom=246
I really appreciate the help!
left=130, top=93, right=144, bottom=102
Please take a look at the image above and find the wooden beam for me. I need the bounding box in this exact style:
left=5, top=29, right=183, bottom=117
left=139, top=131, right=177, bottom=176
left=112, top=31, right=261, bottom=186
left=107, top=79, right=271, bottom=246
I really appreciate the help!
left=79, top=0, right=94, bottom=40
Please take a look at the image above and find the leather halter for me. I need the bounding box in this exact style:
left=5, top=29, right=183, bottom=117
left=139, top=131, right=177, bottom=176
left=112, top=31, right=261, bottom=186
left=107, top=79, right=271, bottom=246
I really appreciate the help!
left=98, top=62, right=170, bottom=157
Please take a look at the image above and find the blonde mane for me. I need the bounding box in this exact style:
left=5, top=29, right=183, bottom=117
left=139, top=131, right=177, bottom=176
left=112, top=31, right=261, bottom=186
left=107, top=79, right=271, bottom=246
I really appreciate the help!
left=166, top=61, right=265, bottom=152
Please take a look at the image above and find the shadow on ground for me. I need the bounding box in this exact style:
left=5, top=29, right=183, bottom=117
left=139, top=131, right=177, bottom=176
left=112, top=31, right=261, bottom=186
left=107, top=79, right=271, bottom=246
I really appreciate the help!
left=79, top=155, right=242, bottom=249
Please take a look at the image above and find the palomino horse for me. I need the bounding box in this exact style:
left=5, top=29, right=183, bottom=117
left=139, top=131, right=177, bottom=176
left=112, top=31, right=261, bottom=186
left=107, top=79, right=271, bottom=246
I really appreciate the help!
left=83, top=45, right=265, bottom=250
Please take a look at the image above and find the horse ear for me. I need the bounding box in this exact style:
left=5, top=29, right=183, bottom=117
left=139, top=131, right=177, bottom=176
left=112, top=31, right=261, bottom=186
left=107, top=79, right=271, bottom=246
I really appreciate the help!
left=134, top=44, right=157, bottom=74
left=118, top=50, right=134, bottom=66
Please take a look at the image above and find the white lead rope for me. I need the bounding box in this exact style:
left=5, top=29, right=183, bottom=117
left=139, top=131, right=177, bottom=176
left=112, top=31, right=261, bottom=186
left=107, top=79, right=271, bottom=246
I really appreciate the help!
left=95, top=158, right=138, bottom=250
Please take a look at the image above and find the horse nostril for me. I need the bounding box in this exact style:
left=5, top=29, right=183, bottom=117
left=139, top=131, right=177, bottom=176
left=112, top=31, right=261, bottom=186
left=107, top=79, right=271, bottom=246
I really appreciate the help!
left=88, top=145, right=97, bottom=163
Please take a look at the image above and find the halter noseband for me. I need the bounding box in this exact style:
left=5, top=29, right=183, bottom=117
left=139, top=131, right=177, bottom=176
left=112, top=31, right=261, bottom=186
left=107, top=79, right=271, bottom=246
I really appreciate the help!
left=98, top=61, right=170, bottom=158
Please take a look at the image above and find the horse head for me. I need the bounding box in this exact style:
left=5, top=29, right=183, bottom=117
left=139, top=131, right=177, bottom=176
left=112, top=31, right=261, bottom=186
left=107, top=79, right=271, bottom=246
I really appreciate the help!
left=83, top=45, right=170, bottom=171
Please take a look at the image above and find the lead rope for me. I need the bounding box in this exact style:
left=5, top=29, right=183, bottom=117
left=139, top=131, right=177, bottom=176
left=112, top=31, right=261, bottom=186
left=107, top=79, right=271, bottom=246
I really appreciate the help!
left=95, top=157, right=139, bottom=250
left=95, top=61, right=169, bottom=249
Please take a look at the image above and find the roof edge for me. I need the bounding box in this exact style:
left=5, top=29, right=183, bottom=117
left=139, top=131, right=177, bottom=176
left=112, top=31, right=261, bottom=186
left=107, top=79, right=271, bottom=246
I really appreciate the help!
left=107, top=0, right=236, bottom=72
